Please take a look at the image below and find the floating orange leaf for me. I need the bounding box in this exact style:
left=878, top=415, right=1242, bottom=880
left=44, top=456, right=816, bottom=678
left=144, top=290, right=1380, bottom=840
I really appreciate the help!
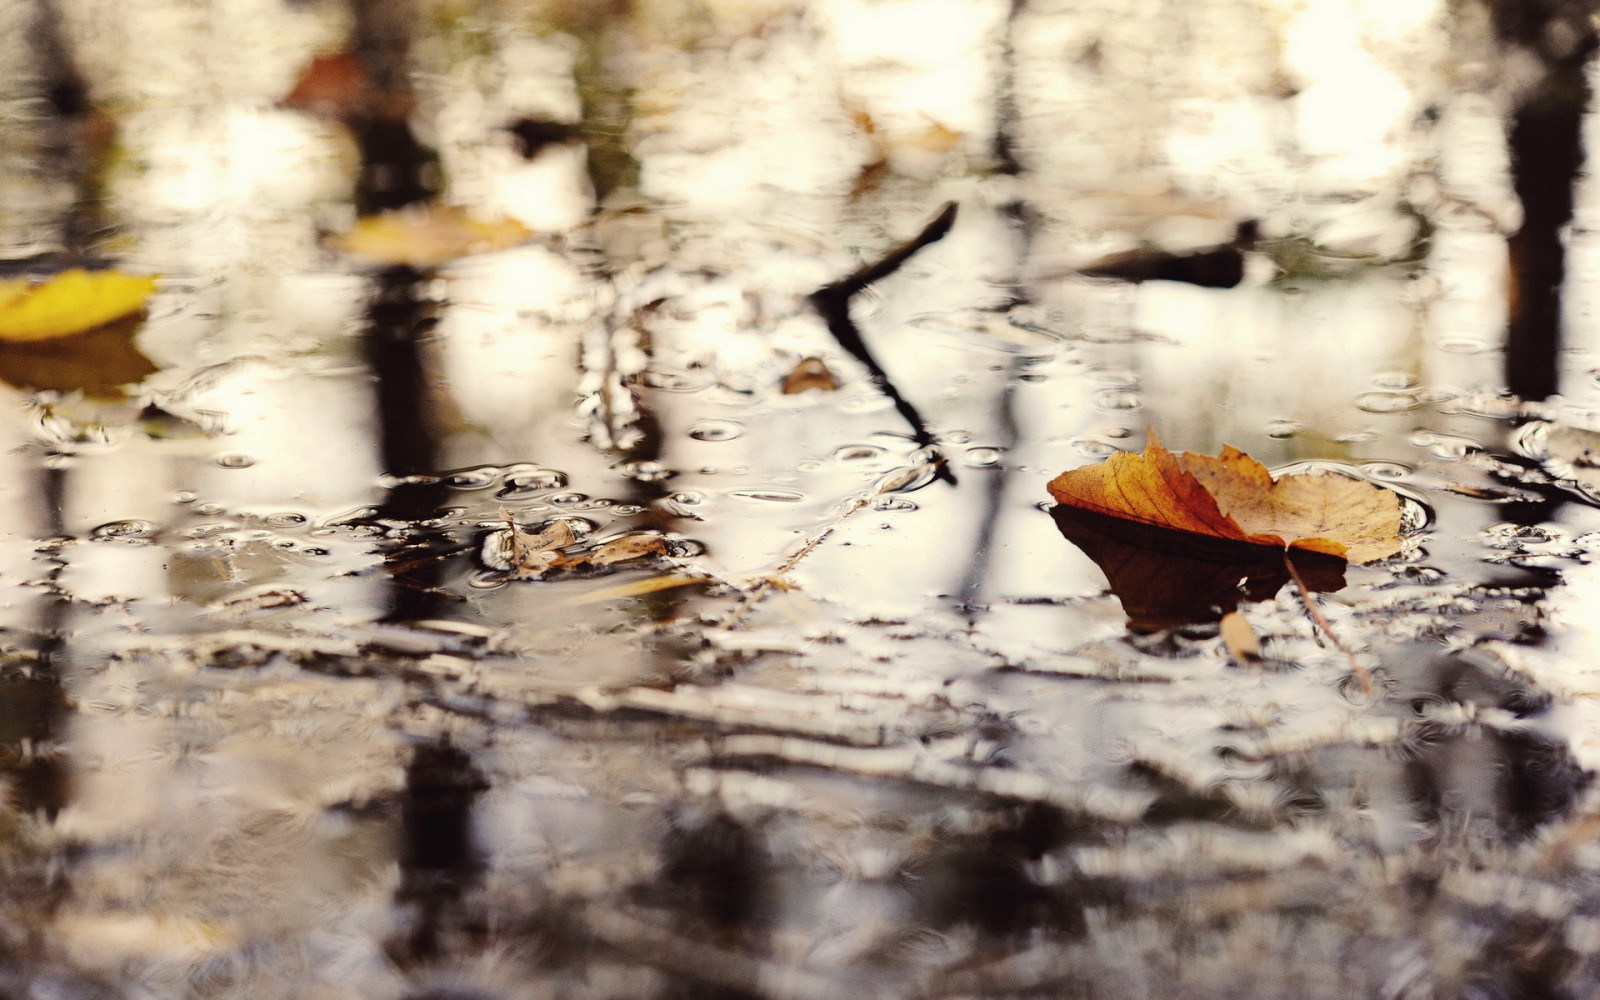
left=1047, top=430, right=1402, bottom=564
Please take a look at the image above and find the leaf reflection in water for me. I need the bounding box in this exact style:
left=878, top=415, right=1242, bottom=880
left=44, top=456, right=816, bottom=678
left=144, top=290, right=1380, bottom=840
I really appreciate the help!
left=1050, top=505, right=1347, bottom=631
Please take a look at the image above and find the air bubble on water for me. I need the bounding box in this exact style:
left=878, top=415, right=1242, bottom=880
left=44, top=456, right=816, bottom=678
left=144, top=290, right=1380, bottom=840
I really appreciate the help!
left=173, top=490, right=199, bottom=504
left=833, top=445, right=885, bottom=463
left=263, top=512, right=308, bottom=528
left=185, top=523, right=233, bottom=539
left=1355, top=391, right=1420, bottom=414
left=688, top=419, right=744, bottom=442
left=1372, top=372, right=1421, bottom=390
left=620, top=461, right=674, bottom=483
left=872, top=496, right=919, bottom=512
left=943, top=430, right=974, bottom=445
left=669, top=491, right=706, bottom=506
left=196, top=503, right=227, bottom=516
left=641, top=370, right=705, bottom=392
left=1104, top=426, right=1133, bottom=439
left=1414, top=387, right=1460, bottom=405
left=496, top=469, right=567, bottom=498
left=1335, top=429, right=1378, bottom=444
left=1437, top=337, right=1491, bottom=354
left=962, top=447, right=1004, bottom=468
left=1399, top=494, right=1434, bottom=533
left=1266, top=419, right=1304, bottom=439
left=549, top=492, right=589, bottom=505
left=1360, top=461, right=1411, bottom=480
left=443, top=466, right=501, bottom=490
left=214, top=452, right=257, bottom=469
left=666, top=538, right=706, bottom=558
left=466, top=570, right=510, bottom=590
left=1069, top=437, right=1118, bottom=458
left=1093, top=389, right=1141, bottom=411
left=91, top=519, right=157, bottom=541
left=729, top=488, right=806, bottom=503
left=613, top=504, right=643, bottom=515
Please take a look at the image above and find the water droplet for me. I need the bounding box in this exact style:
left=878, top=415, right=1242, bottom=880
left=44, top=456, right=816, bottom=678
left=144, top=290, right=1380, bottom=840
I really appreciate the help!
left=833, top=445, right=885, bottom=463
left=961, top=447, right=1004, bottom=468
left=1414, top=387, right=1459, bottom=405
left=214, top=452, right=256, bottom=469
left=1437, top=337, right=1490, bottom=354
left=1093, top=389, right=1141, bottom=411
left=173, top=490, right=199, bottom=504
left=263, top=512, right=308, bottom=528
left=729, top=489, right=806, bottom=503
left=549, top=492, right=589, bottom=505
left=872, top=496, right=919, bottom=512
left=943, top=430, right=974, bottom=445
left=92, top=519, right=157, bottom=540
left=496, top=469, right=567, bottom=498
left=1104, top=426, right=1133, bottom=439
left=1266, top=419, right=1304, bottom=439
left=688, top=419, right=744, bottom=442
left=666, top=538, right=706, bottom=558
left=443, top=466, right=500, bottom=490
left=620, top=461, right=674, bottom=483
left=196, top=503, right=227, bottom=516
left=1355, top=391, right=1420, bottom=414
left=641, top=369, right=707, bottom=391
left=1069, top=437, right=1118, bottom=458
left=613, top=504, right=644, bottom=515
left=1372, top=371, right=1420, bottom=390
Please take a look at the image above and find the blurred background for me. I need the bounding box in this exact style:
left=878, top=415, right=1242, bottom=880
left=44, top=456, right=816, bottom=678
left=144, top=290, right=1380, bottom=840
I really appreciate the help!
left=2, top=0, right=1600, bottom=996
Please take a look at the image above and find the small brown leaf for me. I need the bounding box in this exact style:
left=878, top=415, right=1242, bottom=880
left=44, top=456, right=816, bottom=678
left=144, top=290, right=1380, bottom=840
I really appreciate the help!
left=581, top=533, right=671, bottom=567
left=781, top=356, right=839, bottom=394
left=1219, top=610, right=1261, bottom=663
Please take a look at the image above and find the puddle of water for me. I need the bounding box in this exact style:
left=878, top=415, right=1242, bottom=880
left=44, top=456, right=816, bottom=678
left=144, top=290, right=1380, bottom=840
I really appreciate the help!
left=7, top=1, right=1600, bottom=997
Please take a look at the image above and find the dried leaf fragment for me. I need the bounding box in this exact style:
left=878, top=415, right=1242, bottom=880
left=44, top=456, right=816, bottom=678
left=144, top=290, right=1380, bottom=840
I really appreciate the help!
left=1047, top=430, right=1402, bottom=564
left=781, top=356, right=839, bottom=394
left=0, top=269, right=157, bottom=342
left=1219, top=610, right=1260, bottom=663
left=334, top=206, right=531, bottom=268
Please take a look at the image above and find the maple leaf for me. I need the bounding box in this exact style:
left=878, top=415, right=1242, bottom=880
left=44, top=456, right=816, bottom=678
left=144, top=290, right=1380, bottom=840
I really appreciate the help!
left=1046, top=430, right=1402, bottom=564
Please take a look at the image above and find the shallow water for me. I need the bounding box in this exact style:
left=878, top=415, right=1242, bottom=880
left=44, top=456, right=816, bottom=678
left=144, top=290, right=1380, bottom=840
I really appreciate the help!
left=6, top=1, right=1600, bottom=997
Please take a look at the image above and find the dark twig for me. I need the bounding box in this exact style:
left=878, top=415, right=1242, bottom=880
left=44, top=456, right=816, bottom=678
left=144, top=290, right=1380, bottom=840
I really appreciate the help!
left=810, top=203, right=960, bottom=483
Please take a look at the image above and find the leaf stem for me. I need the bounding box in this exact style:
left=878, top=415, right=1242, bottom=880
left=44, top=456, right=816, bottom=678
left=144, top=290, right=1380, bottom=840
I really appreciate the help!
left=1281, top=550, right=1372, bottom=694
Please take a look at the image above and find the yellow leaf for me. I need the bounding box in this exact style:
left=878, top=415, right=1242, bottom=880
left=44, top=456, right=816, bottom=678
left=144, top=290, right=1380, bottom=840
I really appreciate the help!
left=0, top=269, right=158, bottom=342
left=334, top=206, right=531, bottom=268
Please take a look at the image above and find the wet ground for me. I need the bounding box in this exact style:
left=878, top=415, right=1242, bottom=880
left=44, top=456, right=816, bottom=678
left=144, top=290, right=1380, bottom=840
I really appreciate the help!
left=7, top=0, right=1600, bottom=997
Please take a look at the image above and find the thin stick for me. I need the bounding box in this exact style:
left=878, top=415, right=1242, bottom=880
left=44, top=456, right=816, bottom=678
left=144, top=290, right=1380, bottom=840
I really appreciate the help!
left=1281, top=551, right=1372, bottom=694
